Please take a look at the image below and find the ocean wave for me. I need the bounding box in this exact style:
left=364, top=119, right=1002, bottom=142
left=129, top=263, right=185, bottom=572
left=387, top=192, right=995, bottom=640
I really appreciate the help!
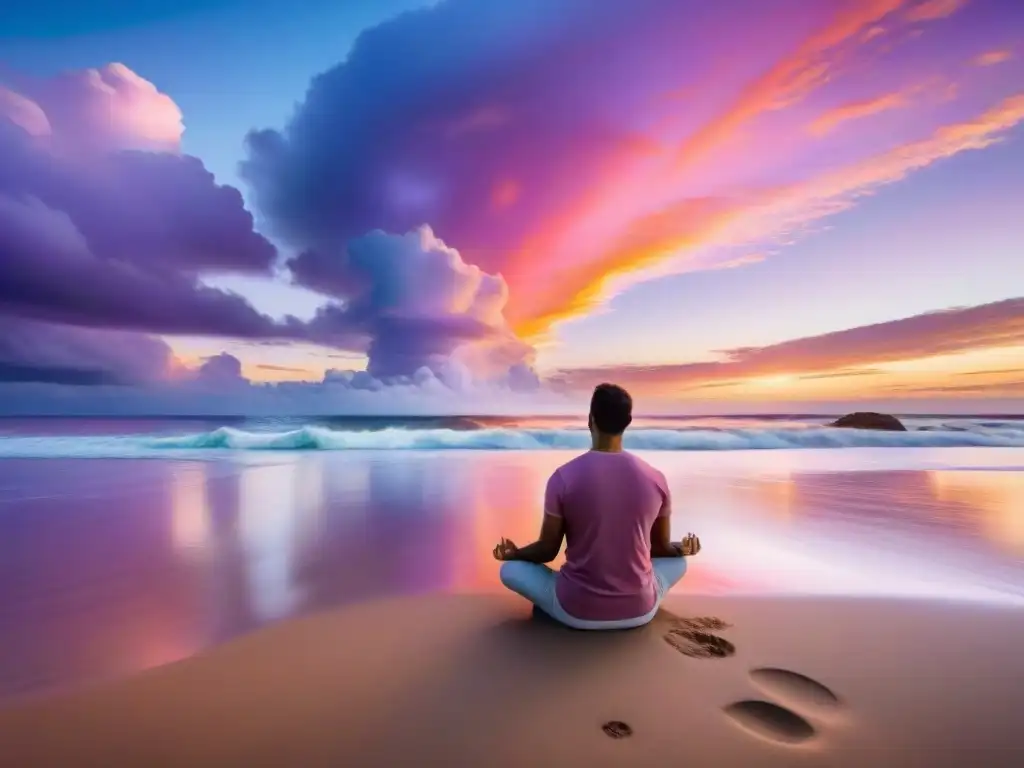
left=1, top=423, right=1023, bottom=458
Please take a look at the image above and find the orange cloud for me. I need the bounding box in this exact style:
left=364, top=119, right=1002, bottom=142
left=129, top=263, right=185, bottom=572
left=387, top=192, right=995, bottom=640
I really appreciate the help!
left=669, top=0, right=908, bottom=171
left=511, top=198, right=743, bottom=336
left=551, top=297, right=1024, bottom=393
left=503, top=1, right=1019, bottom=339
left=807, top=91, right=910, bottom=136
left=511, top=92, right=1024, bottom=338
left=503, top=2, right=912, bottom=333
left=502, top=131, right=670, bottom=321
left=973, top=49, right=1014, bottom=67
left=809, top=77, right=958, bottom=136
left=905, top=0, right=968, bottom=23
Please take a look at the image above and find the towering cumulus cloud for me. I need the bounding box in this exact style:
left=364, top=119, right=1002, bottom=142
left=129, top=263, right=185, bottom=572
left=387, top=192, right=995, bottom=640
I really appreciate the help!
left=242, top=0, right=983, bottom=336
left=241, top=0, right=720, bottom=331
left=300, top=226, right=536, bottom=386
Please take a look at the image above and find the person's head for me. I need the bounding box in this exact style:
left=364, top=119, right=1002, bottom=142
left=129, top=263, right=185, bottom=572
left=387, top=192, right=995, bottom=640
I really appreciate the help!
left=588, top=383, right=633, bottom=437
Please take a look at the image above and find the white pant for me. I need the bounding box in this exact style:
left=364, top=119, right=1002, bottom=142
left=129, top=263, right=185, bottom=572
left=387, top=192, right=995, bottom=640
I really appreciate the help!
left=499, top=558, right=688, bottom=630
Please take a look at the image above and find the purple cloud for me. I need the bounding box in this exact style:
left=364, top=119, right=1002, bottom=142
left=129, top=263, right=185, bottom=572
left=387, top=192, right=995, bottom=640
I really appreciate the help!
left=0, top=316, right=174, bottom=386
left=0, top=62, right=542, bottom=388
left=0, top=64, right=298, bottom=341
left=240, top=0, right=724, bottom=281
left=303, top=226, right=535, bottom=381
left=193, top=353, right=246, bottom=386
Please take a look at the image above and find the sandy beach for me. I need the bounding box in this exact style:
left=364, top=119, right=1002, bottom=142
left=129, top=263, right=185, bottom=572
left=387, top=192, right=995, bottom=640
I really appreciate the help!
left=2, top=592, right=1023, bottom=766
left=1, top=443, right=1022, bottom=765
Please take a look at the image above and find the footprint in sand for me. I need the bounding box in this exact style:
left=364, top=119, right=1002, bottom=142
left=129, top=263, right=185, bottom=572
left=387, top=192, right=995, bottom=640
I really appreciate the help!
left=723, top=700, right=816, bottom=744
left=601, top=721, right=633, bottom=739
left=723, top=668, right=843, bottom=746
left=661, top=616, right=736, bottom=659
left=749, top=667, right=841, bottom=710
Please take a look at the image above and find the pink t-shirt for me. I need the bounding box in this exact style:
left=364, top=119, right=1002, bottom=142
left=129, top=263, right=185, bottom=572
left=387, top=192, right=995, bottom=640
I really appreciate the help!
left=545, top=450, right=671, bottom=621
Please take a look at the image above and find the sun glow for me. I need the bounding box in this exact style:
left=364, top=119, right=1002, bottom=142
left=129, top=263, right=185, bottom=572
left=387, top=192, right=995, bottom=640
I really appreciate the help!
left=751, top=375, right=796, bottom=388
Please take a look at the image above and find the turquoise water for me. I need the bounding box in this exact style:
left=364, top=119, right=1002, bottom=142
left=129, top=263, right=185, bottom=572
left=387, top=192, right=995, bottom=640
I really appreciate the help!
left=0, top=414, right=1022, bottom=456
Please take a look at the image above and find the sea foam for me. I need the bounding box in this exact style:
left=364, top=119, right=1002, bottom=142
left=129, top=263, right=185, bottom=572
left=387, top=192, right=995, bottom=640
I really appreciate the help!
left=0, top=423, right=1023, bottom=458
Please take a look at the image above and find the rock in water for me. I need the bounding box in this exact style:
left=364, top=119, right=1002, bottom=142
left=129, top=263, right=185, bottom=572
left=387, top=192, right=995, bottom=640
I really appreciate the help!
left=828, top=412, right=907, bottom=431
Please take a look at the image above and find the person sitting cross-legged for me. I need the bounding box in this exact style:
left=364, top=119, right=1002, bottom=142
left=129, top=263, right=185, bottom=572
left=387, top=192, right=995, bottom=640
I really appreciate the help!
left=493, top=383, right=701, bottom=630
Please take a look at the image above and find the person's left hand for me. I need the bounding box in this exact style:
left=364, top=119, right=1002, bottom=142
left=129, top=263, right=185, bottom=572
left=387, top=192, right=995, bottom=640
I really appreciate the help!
left=678, top=533, right=701, bottom=557
left=493, top=537, right=519, bottom=561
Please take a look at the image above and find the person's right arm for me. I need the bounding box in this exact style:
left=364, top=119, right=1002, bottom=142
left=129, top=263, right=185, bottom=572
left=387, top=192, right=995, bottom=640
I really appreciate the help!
left=493, top=471, right=566, bottom=564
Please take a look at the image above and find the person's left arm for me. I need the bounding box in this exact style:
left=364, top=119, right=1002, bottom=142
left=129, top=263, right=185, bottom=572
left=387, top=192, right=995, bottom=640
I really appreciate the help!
left=650, top=473, right=702, bottom=558
left=493, top=472, right=566, bottom=564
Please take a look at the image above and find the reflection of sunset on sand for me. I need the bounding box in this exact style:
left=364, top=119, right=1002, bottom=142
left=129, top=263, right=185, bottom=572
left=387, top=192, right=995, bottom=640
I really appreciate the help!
left=238, top=464, right=305, bottom=621
left=170, top=463, right=211, bottom=557
left=460, top=455, right=551, bottom=592
left=930, top=471, right=1024, bottom=553
left=4, top=447, right=1023, bottom=701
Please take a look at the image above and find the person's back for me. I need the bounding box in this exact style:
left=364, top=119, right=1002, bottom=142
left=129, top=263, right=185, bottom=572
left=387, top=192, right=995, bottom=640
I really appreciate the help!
left=493, top=382, right=700, bottom=630
left=549, top=450, right=669, bottom=621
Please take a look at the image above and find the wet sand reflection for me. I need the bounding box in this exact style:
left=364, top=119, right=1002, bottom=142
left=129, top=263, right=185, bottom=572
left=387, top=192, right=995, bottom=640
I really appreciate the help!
left=0, top=449, right=1022, bottom=700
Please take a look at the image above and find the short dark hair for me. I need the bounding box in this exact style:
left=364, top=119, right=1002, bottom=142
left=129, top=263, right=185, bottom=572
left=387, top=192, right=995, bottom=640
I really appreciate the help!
left=589, top=383, right=633, bottom=435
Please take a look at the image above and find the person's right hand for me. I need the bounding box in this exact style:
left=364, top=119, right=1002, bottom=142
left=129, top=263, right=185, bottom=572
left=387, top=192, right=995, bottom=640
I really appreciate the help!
left=678, top=533, right=701, bottom=556
left=493, top=537, right=519, bottom=561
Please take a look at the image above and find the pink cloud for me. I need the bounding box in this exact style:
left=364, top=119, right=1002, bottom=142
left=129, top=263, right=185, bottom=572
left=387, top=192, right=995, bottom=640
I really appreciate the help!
left=553, top=297, right=1024, bottom=391
left=4, top=63, right=184, bottom=155
left=905, top=0, right=968, bottom=23
left=807, top=90, right=910, bottom=136
left=973, top=49, right=1014, bottom=67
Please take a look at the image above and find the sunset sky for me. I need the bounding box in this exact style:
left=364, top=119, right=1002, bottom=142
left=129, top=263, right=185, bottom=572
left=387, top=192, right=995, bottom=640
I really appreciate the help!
left=1, top=0, right=1022, bottom=414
